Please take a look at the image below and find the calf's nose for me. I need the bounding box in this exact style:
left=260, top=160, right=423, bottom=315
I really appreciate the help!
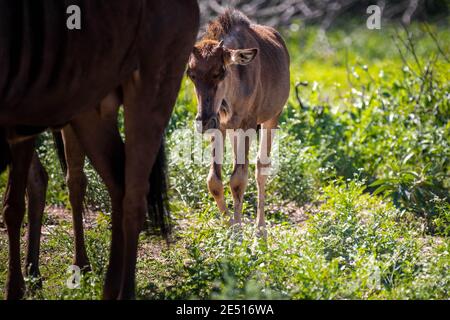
left=195, top=115, right=219, bottom=133
left=205, top=117, right=218, bottom=131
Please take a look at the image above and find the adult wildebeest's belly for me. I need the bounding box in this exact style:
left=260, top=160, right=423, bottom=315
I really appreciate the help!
left=0, top=0, right=141, bottom=126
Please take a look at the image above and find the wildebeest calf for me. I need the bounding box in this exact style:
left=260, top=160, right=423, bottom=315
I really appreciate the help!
left=187, top=10, right=290, bottom=232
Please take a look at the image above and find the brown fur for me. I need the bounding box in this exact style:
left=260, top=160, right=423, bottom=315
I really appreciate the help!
left=188, top=10, right=290, bottom=231
left=0, top=1, right=199, bottom=300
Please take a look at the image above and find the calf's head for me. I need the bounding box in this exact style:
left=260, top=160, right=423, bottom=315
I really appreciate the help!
left=187, top=40, right=258, bottom=133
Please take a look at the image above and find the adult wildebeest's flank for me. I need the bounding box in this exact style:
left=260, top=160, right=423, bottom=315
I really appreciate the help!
left=0, top=0, right=199, bottom=299
left=187, top=10, right=290, bottom=231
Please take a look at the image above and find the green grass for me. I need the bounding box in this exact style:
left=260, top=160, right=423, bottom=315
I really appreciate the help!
left=0, top=22, right=449, bottom=300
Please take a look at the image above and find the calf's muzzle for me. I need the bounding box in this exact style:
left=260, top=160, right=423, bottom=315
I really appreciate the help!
left=195, top=114, right=219, bottom=133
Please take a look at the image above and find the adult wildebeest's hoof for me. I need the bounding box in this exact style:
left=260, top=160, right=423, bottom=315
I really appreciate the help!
left=6, top=277, right=26, bottom=300
left=27, top=276, right=43, bottom=293
left=25, top=266, right=43, bottom=292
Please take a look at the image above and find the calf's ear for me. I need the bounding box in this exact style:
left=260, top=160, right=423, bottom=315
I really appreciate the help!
left=228, top=48, right=258, bottom=65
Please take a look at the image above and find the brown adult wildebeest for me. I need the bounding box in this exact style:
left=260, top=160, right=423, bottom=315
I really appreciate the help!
left=187, top=10, right=290, bottom=230
left=0, top=0, right=199, bottom=299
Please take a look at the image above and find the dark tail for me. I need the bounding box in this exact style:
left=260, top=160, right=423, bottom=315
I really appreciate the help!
left=52, top=131, right=67, bottom=177
left=147, top=138, right=171, bottom=239
left=0, top=128, right=11, bottom=174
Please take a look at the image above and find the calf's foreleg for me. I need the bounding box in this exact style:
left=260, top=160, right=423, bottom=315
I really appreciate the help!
left=229, top=130, right=251, bottom=225
left=207, top=129, right=228, bottom=217
left=256, top=120, right=277, bottom=234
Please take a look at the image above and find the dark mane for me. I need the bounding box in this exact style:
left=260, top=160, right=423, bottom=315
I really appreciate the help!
left=203, top=9, right=251, bottom=41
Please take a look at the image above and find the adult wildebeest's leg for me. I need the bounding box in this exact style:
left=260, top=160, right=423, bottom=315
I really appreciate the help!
left=229, top=129, right=252, bottom=225
left=25, top=152, right=48, bottom=286
left=68, top=109, right=124, bottom=300
left=256, top=119, right=278, bottom=232
left=119, top=69, right=179, bottom=299
left=207, top=128, right=228, bottom=216
left=119, top=4, right=199, bottom=299
left=61, top=126, right=90, bottom=270
left=3, top=138, right=35, bottom=299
